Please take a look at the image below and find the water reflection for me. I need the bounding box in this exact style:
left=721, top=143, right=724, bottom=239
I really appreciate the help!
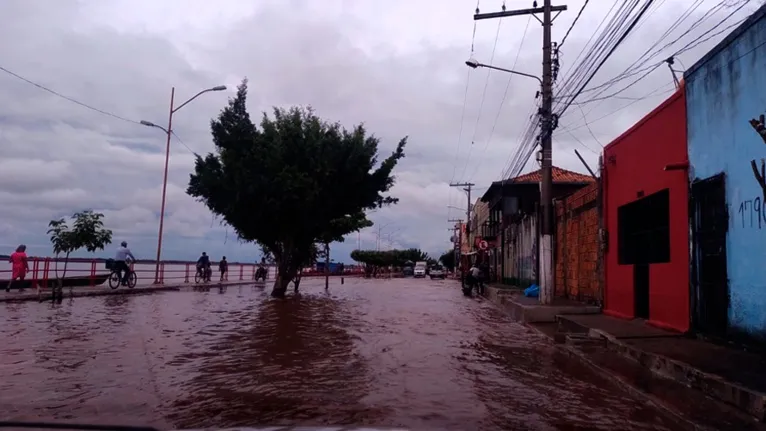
left=1, top=278, right=684, bottom=430
left=165, top=292, right=380, bottom=429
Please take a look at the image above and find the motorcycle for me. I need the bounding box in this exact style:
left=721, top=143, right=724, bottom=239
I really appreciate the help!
left=461, top=273, right=485, bottom=297
left=255, top=266, right=268, bottom=281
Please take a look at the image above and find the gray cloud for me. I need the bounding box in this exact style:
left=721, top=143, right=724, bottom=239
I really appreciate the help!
left=0, top=0, right=757, bottom=261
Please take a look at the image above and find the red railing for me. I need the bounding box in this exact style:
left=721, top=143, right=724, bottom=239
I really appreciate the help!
left=1, top=257, right=365, bottom=289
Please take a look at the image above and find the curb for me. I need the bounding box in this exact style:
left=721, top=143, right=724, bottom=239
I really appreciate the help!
left=0, top=280, right=265, bottom=303
left=523, top=323, right=705, bottom=431
left=481, top=290, right=714, bottom=430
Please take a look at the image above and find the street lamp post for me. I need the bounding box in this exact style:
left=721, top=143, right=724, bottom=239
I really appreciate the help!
left=465, top=57, right=542, bottom=86
left=141, top=85, right=227, bottom=284
left=465, top=56, right=555, bottom=303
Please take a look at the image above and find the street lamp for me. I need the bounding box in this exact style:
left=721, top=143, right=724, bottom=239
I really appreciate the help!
left=465, top=56, right=542, bottom=86
left=375, top=222, right=395, bottom=251
left=141, top=85, right=227, bottom=284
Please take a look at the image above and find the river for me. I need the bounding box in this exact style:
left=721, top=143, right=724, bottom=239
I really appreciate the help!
left=0, top=278, right=684, bottom=430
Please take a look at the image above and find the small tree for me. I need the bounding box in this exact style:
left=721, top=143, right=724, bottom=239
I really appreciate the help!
left=439, top=249, right=456, bottom=272
left=47, top=210, right=113, bottom=287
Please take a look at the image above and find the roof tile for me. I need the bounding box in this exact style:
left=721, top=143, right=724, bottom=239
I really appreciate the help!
left=511, top=166, right=595, bottom=184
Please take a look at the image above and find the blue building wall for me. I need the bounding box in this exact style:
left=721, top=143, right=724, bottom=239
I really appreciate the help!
left=685, top=6, right=766, bottom=340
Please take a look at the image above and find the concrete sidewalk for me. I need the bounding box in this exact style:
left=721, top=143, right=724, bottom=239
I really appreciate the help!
left=0, top=279, right=267, bottom=303
left=481, top=286, right=766, bottom=428
left=556, top=314, right=766, bottom=424
left=484, top=285, right=600, bottom=323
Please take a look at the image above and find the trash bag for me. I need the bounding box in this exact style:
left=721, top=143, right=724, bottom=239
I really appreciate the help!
left=524, top=284, right=539, bottom=297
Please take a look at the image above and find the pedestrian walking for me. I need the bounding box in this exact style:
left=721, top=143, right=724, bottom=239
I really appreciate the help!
left=219, top=256, right=228, bottom=281
left=6, top=244, right=29, bottom=292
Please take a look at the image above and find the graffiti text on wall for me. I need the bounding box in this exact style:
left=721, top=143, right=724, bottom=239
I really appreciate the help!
left=736, top=197, right=766, bottom=229
left=749, top=114, right=766, bottom=203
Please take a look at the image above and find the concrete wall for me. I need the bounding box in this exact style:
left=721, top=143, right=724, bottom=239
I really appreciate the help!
left=504, top=214, right=537, bottom=287
left=603, top=88, right=689, bottom=332
left=470, top=198, right=489, bottom=250
left=685, top=8, right=766, bottom=340
left=555, top=182, right=601, bottom=304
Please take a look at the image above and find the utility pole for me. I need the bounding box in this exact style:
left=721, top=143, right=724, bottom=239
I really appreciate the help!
left=448, top=219, right=463, bottom=281
left=450, top=182, right=475, bottom=236
left=475, top=0, right=566, bottom=305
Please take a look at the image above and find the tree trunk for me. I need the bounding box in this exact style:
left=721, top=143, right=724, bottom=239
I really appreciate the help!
left=271, top=260, right=295, bottom=298
left=62, top=252, right=70, bottom=279
left=324, top=242, right=330, bottom=290
left=293, top=274, right=302, bottom=293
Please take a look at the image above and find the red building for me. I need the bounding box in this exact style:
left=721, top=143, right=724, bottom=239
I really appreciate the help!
left=602, top=86, right=689, bottom=332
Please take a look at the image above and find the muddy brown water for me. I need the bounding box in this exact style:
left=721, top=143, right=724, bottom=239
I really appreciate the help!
left=1, top=278, right=685, bottom=430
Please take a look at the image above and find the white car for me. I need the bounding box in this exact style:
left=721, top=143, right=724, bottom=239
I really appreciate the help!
left=414, top=267, right=426, bottom=278
left=429, top=266, right=445, bottom=279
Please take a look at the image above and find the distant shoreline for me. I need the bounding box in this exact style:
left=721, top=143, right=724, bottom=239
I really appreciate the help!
left=0, top=255, right=260, bottom=265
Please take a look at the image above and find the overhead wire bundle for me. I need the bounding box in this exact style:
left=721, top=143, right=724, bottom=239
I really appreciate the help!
left=555, top=0, right=750, bottom=134
left=552, top=0, right=657, bottom=119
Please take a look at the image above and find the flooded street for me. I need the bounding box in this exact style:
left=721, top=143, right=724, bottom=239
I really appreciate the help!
left=1, top=278, right=683, bottom=430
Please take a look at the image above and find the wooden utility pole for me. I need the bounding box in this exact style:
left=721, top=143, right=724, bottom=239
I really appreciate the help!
left=475, top=0, right=566, bottom=305
left=448, top=218, right=464, bottom=279
left=450, top=182, right=475, bottom=235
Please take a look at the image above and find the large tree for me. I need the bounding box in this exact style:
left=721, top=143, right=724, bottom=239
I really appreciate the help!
left=188, top=79, right=407, bottom=297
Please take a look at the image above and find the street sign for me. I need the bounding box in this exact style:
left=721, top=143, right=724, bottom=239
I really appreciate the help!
left=479, top=240, right=488, bottom=250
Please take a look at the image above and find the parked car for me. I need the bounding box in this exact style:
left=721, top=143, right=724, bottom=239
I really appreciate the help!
left=414, top=261, right=427, bottom=278
left=430, top=265, right=445, bottom=279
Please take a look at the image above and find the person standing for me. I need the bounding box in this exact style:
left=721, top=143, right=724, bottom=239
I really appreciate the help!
left=6, top=244, right=30, bottom=292
left=219, top=256, right=228, bottom=281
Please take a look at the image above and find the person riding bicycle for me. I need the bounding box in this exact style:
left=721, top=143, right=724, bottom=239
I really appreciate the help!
left=196, top=252, right=211, bottom=280
left=114, top=241, right=136, bottom=286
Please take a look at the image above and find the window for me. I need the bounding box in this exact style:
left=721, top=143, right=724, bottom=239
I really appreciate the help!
left=617, top=189, right=671, bottom=264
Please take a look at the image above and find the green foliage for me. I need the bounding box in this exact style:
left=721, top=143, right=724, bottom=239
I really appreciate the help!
left=188, top=79, right=407, bottom=296
left=350, top=248, right=431, bottom=268
left=439, top=249, right=456, bottom=271
left=47, top=210, right=113, bottom=281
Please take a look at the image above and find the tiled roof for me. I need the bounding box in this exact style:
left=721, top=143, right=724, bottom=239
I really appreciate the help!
left=510, top=166, right=595, bottom=184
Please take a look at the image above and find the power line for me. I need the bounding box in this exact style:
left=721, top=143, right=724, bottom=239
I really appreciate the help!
left=458, top=15, right=505, bottom=183
left=556, top=0, right=656, bottom=118
left=0, top=65, right=142, bottom=126
left=170, top=131, right=197, bottom=155
left=467, top=15, right=533, bottom=183
left=0, top=64, right=203, bottom=159
left=559, top=0, right=590, bottom=48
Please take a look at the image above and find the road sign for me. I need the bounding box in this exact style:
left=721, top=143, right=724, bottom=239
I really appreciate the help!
left=478, top=240, right=488, bottom=250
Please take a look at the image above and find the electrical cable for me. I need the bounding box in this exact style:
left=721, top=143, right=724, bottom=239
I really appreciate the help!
left=556, top=0, right=656, bottom=118
left=559, top=0, right=590, bottom=49
left=0, top=65, right=141, bottom=125
left=449, top=0, right=482, bottom=221
left=458, top=14, right=504, bottom=183
left=467, top=15, right=532, bottom=183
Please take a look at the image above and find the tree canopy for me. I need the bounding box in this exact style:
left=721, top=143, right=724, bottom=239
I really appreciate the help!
left=350, top=248, right=433, bottom=268
left=47, top=210, right=113, bottom=283
left=188, top=79, right=407, bottom=296
left=439, top=249, right=456, bottom=271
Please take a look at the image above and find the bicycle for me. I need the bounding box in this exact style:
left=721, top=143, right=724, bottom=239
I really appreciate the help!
left=105, top=259, right=137, bottom=289
left=194, top=267, right=212, bottom=284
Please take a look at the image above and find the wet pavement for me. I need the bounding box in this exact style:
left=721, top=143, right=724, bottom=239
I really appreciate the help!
left=1, top=278, right=686, bottom=430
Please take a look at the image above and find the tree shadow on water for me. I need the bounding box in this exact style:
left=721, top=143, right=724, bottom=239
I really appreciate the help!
left=164, top=293, right=386, bottom=428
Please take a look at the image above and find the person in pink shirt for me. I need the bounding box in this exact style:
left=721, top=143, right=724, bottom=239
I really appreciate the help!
left=7, top=244, right=29, bottom=292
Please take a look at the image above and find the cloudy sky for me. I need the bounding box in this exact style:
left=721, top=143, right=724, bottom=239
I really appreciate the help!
left=0, top=0, right=759, bottom=263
